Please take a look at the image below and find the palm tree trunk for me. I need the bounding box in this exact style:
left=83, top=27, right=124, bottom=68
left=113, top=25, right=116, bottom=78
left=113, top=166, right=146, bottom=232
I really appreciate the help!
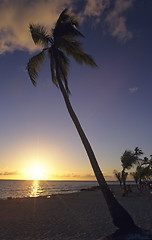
left=122, top=169, right=127, bottom=191
left=55, top=57, right=137, bottom=230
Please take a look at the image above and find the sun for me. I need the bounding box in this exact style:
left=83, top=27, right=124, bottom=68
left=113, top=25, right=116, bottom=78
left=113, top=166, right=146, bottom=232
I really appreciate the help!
left=28, top=164, right=45, bottom=180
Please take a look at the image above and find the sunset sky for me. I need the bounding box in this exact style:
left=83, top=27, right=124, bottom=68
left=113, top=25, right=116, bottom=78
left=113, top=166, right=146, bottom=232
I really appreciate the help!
left=0, top=0, right=152, bottom=181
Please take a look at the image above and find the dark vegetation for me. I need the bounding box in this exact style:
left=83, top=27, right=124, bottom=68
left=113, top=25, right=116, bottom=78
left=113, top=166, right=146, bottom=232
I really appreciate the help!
left=114, top=147, right=152, bottom=195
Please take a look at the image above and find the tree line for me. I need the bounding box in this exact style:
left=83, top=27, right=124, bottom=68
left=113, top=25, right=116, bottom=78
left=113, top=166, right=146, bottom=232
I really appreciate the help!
left=114, top=147, right=152, bottom=195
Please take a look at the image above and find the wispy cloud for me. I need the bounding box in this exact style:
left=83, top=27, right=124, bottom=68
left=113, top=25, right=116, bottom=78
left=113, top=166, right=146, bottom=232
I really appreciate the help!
left=51, top=172, right=96, bottom=180
left=129, top=87, right=138, bottom=94
left=0, top=171, right=20, bottom=176
left=0, top=0, right=134, bottom=54
left=104, top=0, right=134, bottom=42
left=0, top=0, right=71, bottom=54
left=51, top=172, right=114, bottom=180
left=82, top=0, right=110, bottom=23
left=81, top=0, right=134, bottom=41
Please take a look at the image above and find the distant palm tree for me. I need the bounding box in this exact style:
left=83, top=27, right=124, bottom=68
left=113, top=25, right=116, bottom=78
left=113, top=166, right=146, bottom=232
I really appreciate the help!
left=113, top=170, right=122, bottom=187
left=134, top=147, right=143, bottom=165
left=130, top=171, right=139, bottom=185
left=121, top=150, right=137, bottom=171
left=121, top=150, right=136, bottom=193
left=27, top=9, right=136, bottom=230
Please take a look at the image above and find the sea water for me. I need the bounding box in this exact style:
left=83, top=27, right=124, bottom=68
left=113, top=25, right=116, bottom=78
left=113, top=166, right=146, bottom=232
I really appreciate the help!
left=0, top=180, right=127, bottom=199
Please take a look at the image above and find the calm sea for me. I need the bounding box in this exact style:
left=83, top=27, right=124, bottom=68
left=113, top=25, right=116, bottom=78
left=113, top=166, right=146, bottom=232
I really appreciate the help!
left=0, top=180, right=122, bottom=199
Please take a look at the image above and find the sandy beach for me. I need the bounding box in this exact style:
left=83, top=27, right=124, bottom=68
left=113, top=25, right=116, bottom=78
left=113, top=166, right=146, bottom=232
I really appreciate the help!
left=0, top=185, right=152, bottom=240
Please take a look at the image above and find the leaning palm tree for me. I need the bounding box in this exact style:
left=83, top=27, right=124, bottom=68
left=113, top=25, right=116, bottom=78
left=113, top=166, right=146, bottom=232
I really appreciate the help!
left=27, top=9, right=137, bottom=231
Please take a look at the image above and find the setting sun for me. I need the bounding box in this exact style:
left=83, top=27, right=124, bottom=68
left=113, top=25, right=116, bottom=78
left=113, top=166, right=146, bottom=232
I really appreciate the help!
left=28, top=164, right=45, bottom=180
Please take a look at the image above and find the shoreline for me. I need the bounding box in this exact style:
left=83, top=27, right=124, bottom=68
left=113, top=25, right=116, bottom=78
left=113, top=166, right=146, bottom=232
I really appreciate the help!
left=0, top=180, right=136, bottom=200
left=0, top=183, right=138, bottom=201
left=0, top=185, right=152, bottom=239
left=3, top=185, right=101, bottom=201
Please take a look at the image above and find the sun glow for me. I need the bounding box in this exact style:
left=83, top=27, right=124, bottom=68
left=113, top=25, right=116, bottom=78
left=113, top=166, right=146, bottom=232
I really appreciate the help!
left=28, top=164, right=45, bottom=180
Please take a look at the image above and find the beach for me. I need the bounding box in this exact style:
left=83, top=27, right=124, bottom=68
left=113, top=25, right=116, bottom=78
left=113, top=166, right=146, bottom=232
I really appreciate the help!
left=0, top=185, right=152, bottom=240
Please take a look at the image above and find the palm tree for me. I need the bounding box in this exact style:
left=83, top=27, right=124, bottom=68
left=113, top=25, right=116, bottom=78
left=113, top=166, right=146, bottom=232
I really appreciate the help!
left=121, top=150, right=137, bottom=193
left=134, top=147, right=143, bottom=166
left=130, top=171, right=139, bottom=185
left=121, top=150, right=137, bottom=171
left=113, top=170, right=122, bottom=187
left=27, top=9, right=137, bottom=230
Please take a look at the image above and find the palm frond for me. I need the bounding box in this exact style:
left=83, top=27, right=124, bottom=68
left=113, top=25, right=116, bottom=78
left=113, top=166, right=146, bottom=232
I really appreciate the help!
left=48, top=48, right=58, bottom=87
left=59, top=65, right=70, bottom=94
left=48, top=47, right=70, bottom=93
left=68, top=13, right=80, bottom=28
left=58, top=49, right=69, bottom=75
left=60, top=38, right=97, bottom=67
left=57, top=50, right=70, bottom=94
left=30, top=24, right=49, bottom=47
left=27, top=51, right=45, bottom=86
left=56, top=8, right=69, bottom=26
left=56, top=8, right=79, bottom=28
left=60, top=38, right=82, bottom=54
left=53, top=8, right=84, bottom=42
left=53, top=22, right=84, bottom=40
left=72, top=52, right=97, bottom=67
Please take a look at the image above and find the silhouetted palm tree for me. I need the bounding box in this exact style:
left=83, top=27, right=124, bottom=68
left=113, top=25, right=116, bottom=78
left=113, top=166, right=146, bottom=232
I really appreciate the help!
left=130, top=171, right=139, bottom=185
left=121, top=150, right=137, bottom=171
left=121, top=150, right=137, bottom=192
left=113, top=170, right=122, bottom=187
left=27, top=9, right=137, bottom=230
left=134, top=147, right=143, bottom=165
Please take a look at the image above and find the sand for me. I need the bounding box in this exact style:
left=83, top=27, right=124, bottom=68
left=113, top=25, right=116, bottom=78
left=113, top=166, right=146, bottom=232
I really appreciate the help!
left=0, top=185, right=152, bottom=240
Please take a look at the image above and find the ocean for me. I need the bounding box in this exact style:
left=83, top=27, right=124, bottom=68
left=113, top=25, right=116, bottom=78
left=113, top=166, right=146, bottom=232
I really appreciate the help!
left=0, top=180, right=124, bottom=199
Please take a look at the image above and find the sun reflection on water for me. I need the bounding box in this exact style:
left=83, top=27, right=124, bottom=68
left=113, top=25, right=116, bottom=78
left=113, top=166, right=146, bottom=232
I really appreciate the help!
left=29, top=180, right=40, bottom=197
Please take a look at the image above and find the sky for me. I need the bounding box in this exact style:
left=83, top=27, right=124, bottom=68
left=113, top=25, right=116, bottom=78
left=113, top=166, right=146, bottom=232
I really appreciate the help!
left=0, top=0, right=152, bottom=181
